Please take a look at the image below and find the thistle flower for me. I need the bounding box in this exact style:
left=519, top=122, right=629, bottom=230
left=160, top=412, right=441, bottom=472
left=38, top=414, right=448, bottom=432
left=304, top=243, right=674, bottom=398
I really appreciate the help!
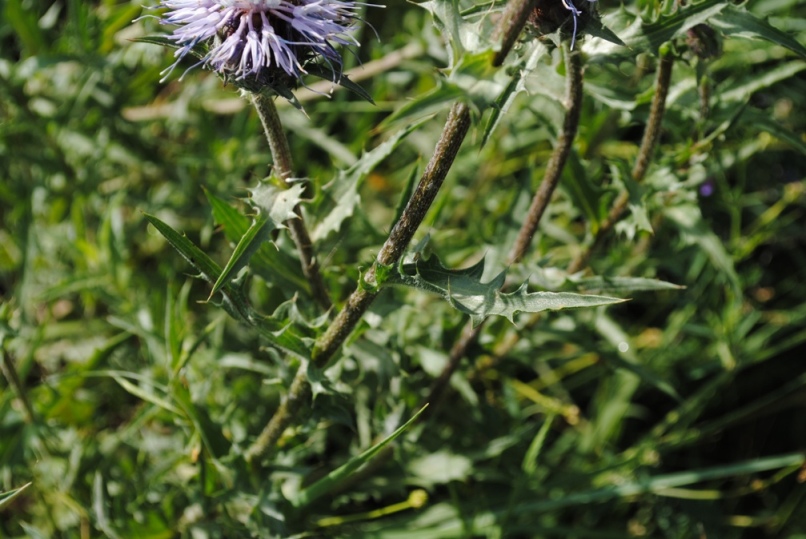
left=155, top=0, right=367, bottom=89
left=530, top=0, right=598, bottom=49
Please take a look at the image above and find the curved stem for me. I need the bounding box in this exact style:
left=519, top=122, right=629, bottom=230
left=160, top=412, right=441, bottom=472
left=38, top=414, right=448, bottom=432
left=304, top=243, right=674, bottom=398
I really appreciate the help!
left=567, top=49, right=674, bottom=274
left=508, top=45, right=584, bottom=265
left=246, top=102, right=472, bottom=463
left=423, top=42, right=585, bottom=421
left=252, top=92, right=332, bottom=311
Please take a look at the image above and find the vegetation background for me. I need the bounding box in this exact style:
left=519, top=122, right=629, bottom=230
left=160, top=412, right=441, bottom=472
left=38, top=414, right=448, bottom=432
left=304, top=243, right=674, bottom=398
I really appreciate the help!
left=1, top=0, right=806, bottom=537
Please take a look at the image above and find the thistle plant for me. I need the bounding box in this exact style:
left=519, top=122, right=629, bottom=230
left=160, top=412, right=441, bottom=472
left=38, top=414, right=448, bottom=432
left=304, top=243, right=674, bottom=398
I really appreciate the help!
left=3, top=0, right=806, bottom=536
left=157, top=0, right=365, bottom=81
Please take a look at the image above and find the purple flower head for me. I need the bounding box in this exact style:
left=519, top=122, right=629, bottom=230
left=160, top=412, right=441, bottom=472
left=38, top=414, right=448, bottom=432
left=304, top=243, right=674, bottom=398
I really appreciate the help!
left=156, top=0, right=367, bottom=90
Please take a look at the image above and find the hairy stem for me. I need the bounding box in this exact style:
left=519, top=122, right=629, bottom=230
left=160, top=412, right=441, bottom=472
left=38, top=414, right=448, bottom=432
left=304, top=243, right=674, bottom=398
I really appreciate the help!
left=567, top=49, right=674, bottom=274
left=508, top=45, right=584, bottom=265
left=423, top=43, right=585, bottom=420
left=252, top=92, right=332, bottom=311
left=246, top=102, right=472, bottom=463
left=493, top=0, right=539, bottom=66
left=490, top=48, right=676, bottom=367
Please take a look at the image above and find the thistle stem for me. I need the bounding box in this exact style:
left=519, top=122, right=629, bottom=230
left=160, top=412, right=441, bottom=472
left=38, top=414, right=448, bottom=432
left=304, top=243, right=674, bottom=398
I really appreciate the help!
left=508, top=45, right=584, bottom=265
left=489, top=48, right=676, bottom=368
left=567, top=49, right=674, bottom=274
left=493, top=0, right=540, bottom=66
left=251, top=92, right=332, bottom=311
left=245, top=102, right=472, bottom=463
left=423, top=42, right=584, bottom=420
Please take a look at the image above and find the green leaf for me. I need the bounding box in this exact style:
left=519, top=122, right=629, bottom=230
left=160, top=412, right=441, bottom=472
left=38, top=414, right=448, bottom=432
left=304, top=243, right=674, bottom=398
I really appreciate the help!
left=0, top=482, right=31, bottom=509
left=172, top=384, right=231, bottom=460
left=205, top=189, right=309, bottom=291
left=313, top=122, right=425, bottom=242
left=561, top=152, right=609, bottom=231
left=290, top=405, right=429, bottom=508
left=305, top=64, right=374, bottom=103
left=112, top=374, right=182, bottom=415
left=584, top=13, right=628, bottom=49
left=388, top=254, right=625, bottom=326
left=145, top=214, right=311, bottom=359
left=209, top=182, right=303, bottom=299
left=710, top=5, right=806, bottom=60
left=380, top=83, right=465, bottom=129
left=144, top=213, right=225, bottom=285
left=482, top=42, right=549, bottom=148
left=131, top=35, right=182, bottom=51
left=569, top=275, right=684, bottom=294
left=719, top=61, right=806, bottom=104
left=665, top=204, right=742, bottom=295
left=590, top=0, right=728, bottom=57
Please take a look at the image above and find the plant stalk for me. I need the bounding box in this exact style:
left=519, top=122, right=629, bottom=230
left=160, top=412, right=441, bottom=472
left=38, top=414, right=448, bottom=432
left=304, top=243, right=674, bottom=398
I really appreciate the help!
left=567, top=49, right=674, bottom=274
left=252, top=92, right=332, bottom=311
left=423, top=43, right=584, bottom=420
left=508, top=45, right=584, bottom=265
left=487, top=48, right=676, bottom=369
left=245, top=102, right=472, bottom=463
left=493, top=0, right=539, bottom=66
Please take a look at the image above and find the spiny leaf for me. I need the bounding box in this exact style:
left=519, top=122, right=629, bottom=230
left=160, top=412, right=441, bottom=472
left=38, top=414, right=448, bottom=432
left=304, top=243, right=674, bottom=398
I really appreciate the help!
left=710, top=5, right=806, bottom=60
left=205, top=189, right=309, bottom=291
left=209, top=182, right=303, bottom=299
left=388, top=254, right=625, bottom=326
left=482, top=42, right=549, bottom=148
left=589, top=0, right=727, bottom=58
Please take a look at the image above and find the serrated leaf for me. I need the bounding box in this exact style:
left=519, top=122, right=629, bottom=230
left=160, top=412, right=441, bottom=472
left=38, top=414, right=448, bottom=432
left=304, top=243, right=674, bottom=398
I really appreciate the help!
left=388, top=255, right=624, bottom=326
left=0, top=483, right=31, bottom=509
left=482, top=42, right=549, bottom=147
left=290, top=405, right=428, bottom=508
left=710, top=5, right=806, bottom=60
left=209, top=183, right=303, bottom=298
left=589, top=0, right=728, bottom=58
left=719, top=61, right=806, bottom=104
left=584, top=13, right=628, bottom=48
left=313, top=122, right=425, bottom=241
left=205, top=190, right=309, bottom=291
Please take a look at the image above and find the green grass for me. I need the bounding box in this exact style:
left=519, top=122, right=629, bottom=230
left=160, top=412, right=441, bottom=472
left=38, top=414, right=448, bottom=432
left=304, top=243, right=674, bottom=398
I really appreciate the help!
left=2, top=0, right=806, bottom=537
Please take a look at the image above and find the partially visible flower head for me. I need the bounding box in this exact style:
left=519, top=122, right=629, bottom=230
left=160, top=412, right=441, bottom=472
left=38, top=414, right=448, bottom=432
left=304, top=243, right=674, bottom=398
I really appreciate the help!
left=530, top=0, right=598, bottom=49
left=156, top=0, right=366, bottom=88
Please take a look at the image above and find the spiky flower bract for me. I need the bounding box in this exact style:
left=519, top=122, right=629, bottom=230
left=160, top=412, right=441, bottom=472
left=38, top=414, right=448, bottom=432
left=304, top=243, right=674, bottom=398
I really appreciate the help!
left=530, top=0, right=598, bottom=49
left=156, top=0, right=365, bottom=90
